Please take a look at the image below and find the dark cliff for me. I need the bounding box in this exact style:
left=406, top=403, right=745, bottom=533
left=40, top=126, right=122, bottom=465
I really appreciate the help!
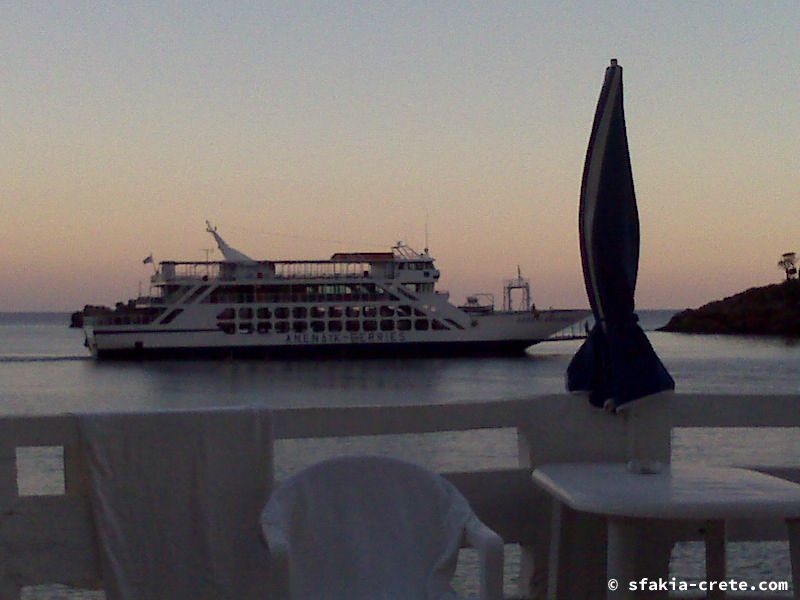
left=659, top=280, right=800, bottom=336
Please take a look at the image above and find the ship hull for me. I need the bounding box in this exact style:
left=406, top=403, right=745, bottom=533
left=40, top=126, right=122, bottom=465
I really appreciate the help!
left=87, top=310, right=588, bottom=360
left=95, top=339, right=542, bottom=360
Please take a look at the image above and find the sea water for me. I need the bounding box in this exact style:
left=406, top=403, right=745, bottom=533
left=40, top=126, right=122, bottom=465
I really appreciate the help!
left=1, top=311, right=798, bottom=597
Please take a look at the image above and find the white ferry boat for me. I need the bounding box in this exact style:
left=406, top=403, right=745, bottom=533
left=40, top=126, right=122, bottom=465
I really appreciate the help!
left=83, top=225, right=588, bottom=359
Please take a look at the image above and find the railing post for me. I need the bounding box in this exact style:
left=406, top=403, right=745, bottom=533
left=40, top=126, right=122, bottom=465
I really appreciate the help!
left=517, top=396, right=628, bottom=599
left=516, top=426, right=542, bottom=599
left=0, top=438, right=21, bottom=599
left=0, top=573, right=20, bottom=600
left=63, top=443, right=89, bottom=497
left=0, top=448, right=18, bottom=509
left=621, top=392, right=674, bottom=465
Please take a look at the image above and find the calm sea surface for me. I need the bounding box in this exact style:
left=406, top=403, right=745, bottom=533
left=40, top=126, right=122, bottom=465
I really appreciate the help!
left=1, top=311, right=798, bottom=597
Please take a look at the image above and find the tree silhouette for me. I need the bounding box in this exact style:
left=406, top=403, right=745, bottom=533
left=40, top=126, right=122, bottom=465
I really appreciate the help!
left=778, top=252, right=798, bottom=280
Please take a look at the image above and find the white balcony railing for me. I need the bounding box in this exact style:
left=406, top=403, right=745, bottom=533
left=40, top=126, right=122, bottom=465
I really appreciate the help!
left=1, top=393, right=798, bottom=598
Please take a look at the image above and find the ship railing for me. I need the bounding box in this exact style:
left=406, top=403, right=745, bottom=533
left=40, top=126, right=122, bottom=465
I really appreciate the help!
left=153, top=262, right=224, bottom=283
left=273, top=261, right=372, bottom=279
left=91, top=314, right=160, bottom=327
left=543, top=319, right=591, bottom=341
left=152, top=264, right=378, bottom=284
left=1, top=393, right=799, bottom=599
left=535, top=308, right=589, bottom=319
left=271, top=272, right=372, bottom=280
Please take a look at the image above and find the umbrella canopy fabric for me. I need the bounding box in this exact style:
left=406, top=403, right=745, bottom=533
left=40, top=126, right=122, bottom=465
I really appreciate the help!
left=567, top=60, right=674, bottom=409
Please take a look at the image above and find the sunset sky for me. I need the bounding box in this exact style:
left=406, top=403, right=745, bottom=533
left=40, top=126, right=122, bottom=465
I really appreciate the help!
left=2, top=2, right=798, bottom=311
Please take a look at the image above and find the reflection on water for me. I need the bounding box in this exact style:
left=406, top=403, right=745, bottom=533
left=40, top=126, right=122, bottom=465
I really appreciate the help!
left=2, top=349, right=568, bottom=415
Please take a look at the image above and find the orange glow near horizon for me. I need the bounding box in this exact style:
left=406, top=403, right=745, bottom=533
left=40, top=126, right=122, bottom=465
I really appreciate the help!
left=2, top=4, right=798, bottom=311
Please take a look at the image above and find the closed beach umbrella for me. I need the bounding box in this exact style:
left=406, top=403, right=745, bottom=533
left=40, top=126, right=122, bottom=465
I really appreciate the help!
left=566, top=60, right=674, bottom=409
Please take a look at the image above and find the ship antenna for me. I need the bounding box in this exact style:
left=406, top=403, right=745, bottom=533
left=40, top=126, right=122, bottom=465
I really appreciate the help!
left=424, top=209, right=430, bottom=255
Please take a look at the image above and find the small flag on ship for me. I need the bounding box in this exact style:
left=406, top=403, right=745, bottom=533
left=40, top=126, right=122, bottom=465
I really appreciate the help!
left=143, top=254, right=154, bottom=265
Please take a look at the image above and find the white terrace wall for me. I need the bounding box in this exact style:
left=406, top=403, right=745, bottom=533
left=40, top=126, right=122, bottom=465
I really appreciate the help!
left=0, top=393, right=799, bottom=598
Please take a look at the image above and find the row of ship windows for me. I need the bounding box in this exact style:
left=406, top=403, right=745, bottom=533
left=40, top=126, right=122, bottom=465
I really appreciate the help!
left=198, top=285, right=433, bottom=305
left=159, top=283, right=436, bottom=306
left=217, top=306, right=429, bottom=320
left=399, top=262, right=434, bottom=270
left=218, top=319, right=446, bottom=334
left=194, top=283, right=407, bottom=305
left=206, top=292, right=399, bottom=304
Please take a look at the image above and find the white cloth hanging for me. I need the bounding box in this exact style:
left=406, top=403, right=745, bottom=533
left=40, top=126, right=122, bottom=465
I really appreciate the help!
left=79, top=406, right=273, bottom=600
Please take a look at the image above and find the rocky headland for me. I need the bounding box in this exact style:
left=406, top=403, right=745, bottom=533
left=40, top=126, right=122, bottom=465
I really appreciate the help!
left=659, top=280, right=800, bottom=337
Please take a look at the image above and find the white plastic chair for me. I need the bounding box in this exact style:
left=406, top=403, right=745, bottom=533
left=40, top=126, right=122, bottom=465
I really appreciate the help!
left=261, top=456, right=504, bottom=600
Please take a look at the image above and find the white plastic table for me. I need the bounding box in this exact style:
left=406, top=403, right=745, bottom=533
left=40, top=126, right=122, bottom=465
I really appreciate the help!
left=532, top=463, right=800, bottom=599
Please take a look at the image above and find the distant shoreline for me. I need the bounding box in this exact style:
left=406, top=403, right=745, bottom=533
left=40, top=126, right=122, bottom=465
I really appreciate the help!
left=0, top=311, right=72, bottom=315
